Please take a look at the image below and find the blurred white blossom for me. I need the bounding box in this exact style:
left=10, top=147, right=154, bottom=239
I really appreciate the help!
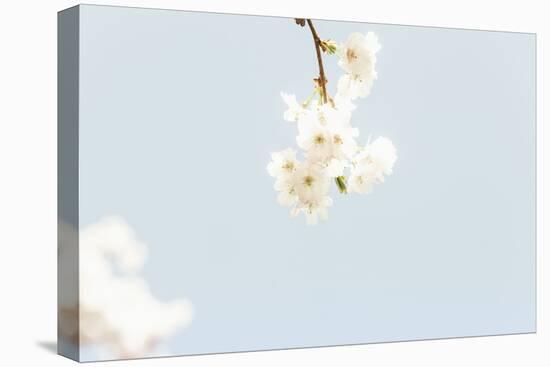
left=59, top=217, right=193, bottom=359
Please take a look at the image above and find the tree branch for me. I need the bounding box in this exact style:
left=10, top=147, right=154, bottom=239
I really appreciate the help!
left=305, top=19, right=328, bottom=104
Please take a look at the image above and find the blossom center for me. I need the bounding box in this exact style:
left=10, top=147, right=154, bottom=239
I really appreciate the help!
left=346, top=48, right=358, bottom=62
left=303, top=175, right=315, bottom=187
left=282, top=161, right=295, bottom=171
left=314, top=134, right=326, bottom=145
left=317, top=112, right=327, bottom=124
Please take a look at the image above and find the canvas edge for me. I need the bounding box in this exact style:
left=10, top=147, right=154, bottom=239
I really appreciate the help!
left=57, top=4, right=81, bottom=362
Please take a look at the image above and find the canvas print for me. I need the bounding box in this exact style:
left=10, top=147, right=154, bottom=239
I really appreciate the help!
left=58, top=4, right=536, bottom=362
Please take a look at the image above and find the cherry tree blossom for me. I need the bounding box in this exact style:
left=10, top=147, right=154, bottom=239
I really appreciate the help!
left=268, top=19, right=397, bottom=225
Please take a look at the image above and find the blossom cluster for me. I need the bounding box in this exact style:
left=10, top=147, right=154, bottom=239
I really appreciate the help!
left=267, top=31, right=397, bottom=225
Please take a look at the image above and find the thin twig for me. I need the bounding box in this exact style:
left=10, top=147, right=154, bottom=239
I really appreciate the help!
left=306, top=19, right=328, bottom=104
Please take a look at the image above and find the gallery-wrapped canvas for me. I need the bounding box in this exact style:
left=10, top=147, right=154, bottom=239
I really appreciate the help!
left=58, top=4, right=536, bottom=362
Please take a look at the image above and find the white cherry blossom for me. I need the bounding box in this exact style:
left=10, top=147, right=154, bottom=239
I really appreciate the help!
left=348, top=137, right=397, bottom=194
left=291, top=161, right=333, bottom=225
left=292, top=194, right=333, bottom=226
left=296, top=117, right=333, bottom=163
left=336, top=73, right=371, bottom=100
left=356, top=136, right=397, bottom=178
left=281, top=92, right=307, bottom=122
left=267, top=148, right=299, bottom=179
left=337, top=32, right=381, bottom=99
left=348, top=168, right=376, bottom=194
left=324, top=158, right=347, bottom=178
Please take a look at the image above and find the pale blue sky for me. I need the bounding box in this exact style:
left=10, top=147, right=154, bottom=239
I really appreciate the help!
left=78, top=4, right=536, bottom=360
